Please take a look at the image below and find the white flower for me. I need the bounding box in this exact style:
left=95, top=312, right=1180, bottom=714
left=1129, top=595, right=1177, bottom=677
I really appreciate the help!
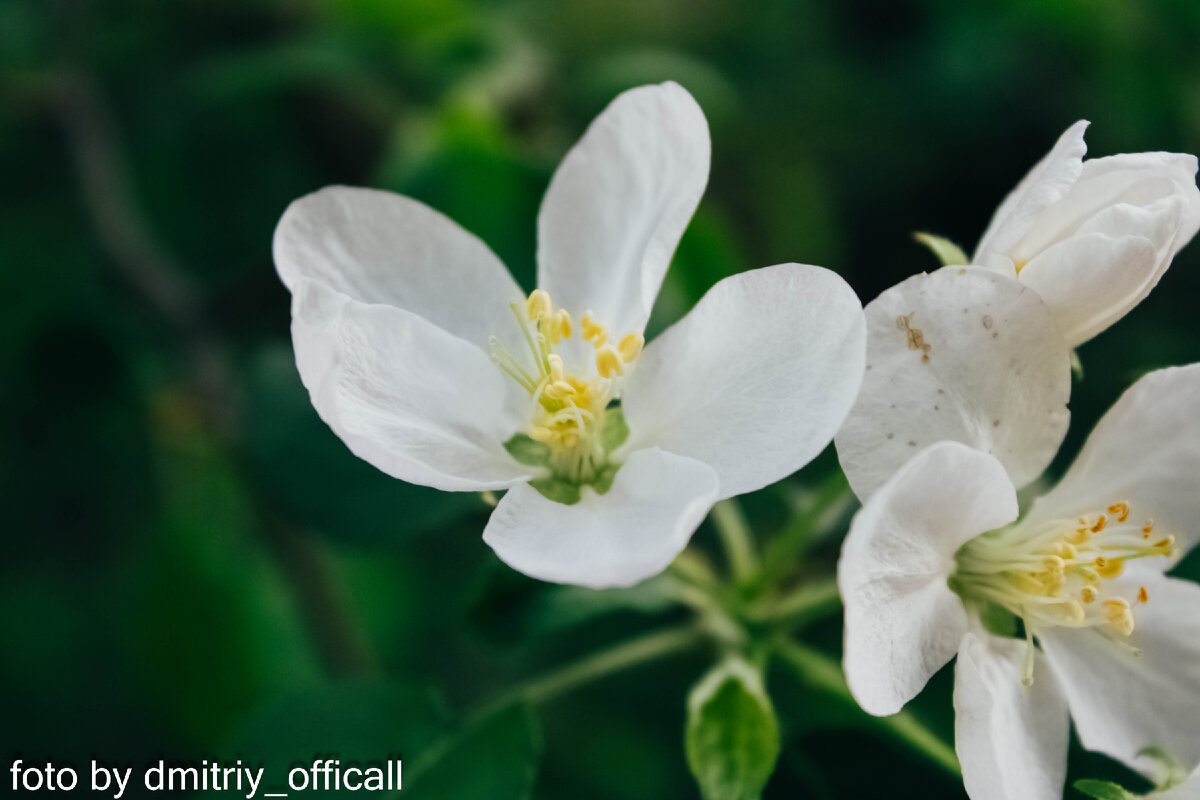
left=839, top=364, right=1200, bottom=800
left=273, top=82, right=867, bottom=589
left=835, top=125, right=1200, bottom=500
left=974, top=121, right=1200, bottom=347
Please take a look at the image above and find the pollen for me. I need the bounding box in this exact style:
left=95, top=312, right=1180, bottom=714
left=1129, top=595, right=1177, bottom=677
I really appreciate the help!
left=954, top=499, right=1177, bottom=650
left=490, top=290, right=646, bottom=486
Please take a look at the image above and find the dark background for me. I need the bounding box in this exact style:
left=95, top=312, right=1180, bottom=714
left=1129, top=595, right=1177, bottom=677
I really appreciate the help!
left=3, top=0, right=1199, bottom=797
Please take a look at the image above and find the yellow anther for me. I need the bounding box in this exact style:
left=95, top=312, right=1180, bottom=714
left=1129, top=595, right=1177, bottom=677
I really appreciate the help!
left=1067, top=527, right=1091, bottom=545
left=554, top=309, right=572, bottom=341
left=581, top=314, right=605, bottom=341
left=1081, top=586, right=1096, bottom=604
left=1091, top=515, right=1108, bottom=533
left=1137, top=586, right=1149, bottom=604
left=595, top=345, right=623, bottom=378
left=618, top=332, right=644, bottom=363
left=1103, top=598, right=1134, bottom=636
left=528, top=425, right=555, bottom=442
left=547, top=353, right=565, bottom=383
left=1062, top=599, right=1086, bottom=625
left=1050, top=541, right=1077, bottom=560
left=1143, top=519, right=1155, bottom=534
left=1153, top=536, right=1174, bottom=555
left=1014, top=259, right=1028, bottom=275
left=1094, top=556, right=1125, bottom=579
left=527, top=289, right=552, bottom=321
left=1043, top=555, right=1066, bottom=572
left=1079, top=567, right=1101, bottom=585
left=1108, top=502, right=1130, bottom=523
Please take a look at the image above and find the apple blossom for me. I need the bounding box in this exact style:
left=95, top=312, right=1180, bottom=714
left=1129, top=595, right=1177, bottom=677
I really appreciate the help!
left=839, top=364, right=1200, bottom=800
left=273, top=82, right=867, bottom=589
left=835, top=125, right=1199, bottom=500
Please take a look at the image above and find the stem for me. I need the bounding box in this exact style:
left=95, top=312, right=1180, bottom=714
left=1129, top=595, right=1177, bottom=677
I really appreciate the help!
left=405, top=624, right=705, bottom=788
left=762, top=472, right=854, bottom=585
left=746, top=577, right=841, bottom=627
left=485, top=624, right=705, bottom=711
left=773, top=639, right=960, bottom=776
left=711, top=498, right=759, bottom=586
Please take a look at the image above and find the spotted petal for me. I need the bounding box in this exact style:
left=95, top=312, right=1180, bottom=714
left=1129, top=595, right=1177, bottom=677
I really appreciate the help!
left=1040, top=572, right=1200, bottom=771
left=291, top=278, right=529, bottom=492
left=840, top=442, right=1020, bottom=716
left=481, top=447, right=720, bottom=588
left=954, top=631, right=1070, bottom=800
left=834, top=266, right=1071, bottom=500
left=537, top=81, right=710, bottom=337
left=622, top=263, right=865, bottom=500
left=1023, top=363, right=1200, bottom=554
left=275, top=186, right=523, bottom=352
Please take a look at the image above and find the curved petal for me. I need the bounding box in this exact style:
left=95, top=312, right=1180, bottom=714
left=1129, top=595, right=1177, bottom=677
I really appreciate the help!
left=291, top=278, right=530, bottom=492
left=275, top=186, right=523, bottom=351
left=974, top=121, right=1089, bottom=271
left=840, top=441, right=1019, bottom=716
left=1017, top=232, right=1160, bottom=346
left=834, top=266, right=1071, bottom=500
left=481, top=447, right=720, bottom=588
left=1040, top=573, right=1200, bottom=771
left=1150, top=765, right=1200, bottom=800
left=622, top=263, right=866, bottom=500
left=954, top=631, right=1070, bottom=800
left=1024, top=363, right=1200, bottom=554
left=537, top=81, right=710, bottom=336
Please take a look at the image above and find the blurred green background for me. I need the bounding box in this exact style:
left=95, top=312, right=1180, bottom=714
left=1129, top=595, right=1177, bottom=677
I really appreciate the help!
left=3, top=0, right=1199, bottom=797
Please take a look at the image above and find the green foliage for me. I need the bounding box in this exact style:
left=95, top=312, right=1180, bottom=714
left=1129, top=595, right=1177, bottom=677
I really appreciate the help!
left=528, top=476, right=582, bottom=505
left=223, top=682, right=445, bottom=797
left=404, top=705, right=542, bottom=800
left=686, top=659, right=781, bottom=800
left=598, top=406, right=631, bottom=453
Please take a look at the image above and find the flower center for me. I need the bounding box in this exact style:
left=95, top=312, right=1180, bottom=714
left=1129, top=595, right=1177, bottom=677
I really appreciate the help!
left=489, top=289, right=644, bottom=494
left=952, top=501, right=1175, bottom=683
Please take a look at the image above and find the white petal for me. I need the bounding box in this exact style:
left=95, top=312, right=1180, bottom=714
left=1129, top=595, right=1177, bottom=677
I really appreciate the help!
left=622, top=264, right=865, bottom=500
left=1040, top=573, right=1200, bottom=770
left=1015, top=151, right=1199, bottom=260
left=840, top=442, right=1019, bottom=716
left=954, top=631, right=1070, bottom=800
left=1017, top=232, right=1160, bottom=346
left=536, top=82, right=710, bottom=336
left=482, top=447, right=720, bottom=589
left=1023, top=363, right=1200, bottom=553
left=834, top=266, right=1071, bottom=500
left=1150, top=764, right=1200, bottom=800
left=275, top=186, right=523, bottom=351
left=974, top=120, right=1089, bottom=271
left=291, top=278, right=529, bottom=492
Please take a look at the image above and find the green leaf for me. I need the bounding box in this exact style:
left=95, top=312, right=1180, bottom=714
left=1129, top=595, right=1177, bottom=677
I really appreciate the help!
left=685, top=658, right=781, bottom=800
left=405, top=705, right=542, bottom=800
left=1073, top=779, right=1140, bottom=800
left=221, top=682, right=445, bottom=797
left=528, top=476, right=582, bottom=505
left=503, top=433, right=553, bottom=466
left=599, top=406, right=630, bottom=452
left=913, top=231, right=970, bottom=267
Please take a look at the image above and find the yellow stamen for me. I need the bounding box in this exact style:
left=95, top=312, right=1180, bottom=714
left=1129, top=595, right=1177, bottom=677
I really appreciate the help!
left=527, top=289, right=552, bottom=321
left=1137, top=586, right=1149, bottom=604
left=618, top=332, right=644, bottom=363
left=596, top=345, right=623, bottom=378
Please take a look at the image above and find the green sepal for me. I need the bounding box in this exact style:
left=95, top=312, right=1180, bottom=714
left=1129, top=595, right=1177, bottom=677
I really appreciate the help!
left=1073, top=779, right=1139, bottom=800
left=977, top=600, right=1019, bottom=639
left=591, top=465, right=617, bottom=495
left=599, top=406, right=630, bottom=453
left=914, top=231, right=970, bottom=267
left=528, top=476, right=581, bottom=505
left=685, top=657, right=781, bottom=800
left=503, top=433, right=552, bottom=466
